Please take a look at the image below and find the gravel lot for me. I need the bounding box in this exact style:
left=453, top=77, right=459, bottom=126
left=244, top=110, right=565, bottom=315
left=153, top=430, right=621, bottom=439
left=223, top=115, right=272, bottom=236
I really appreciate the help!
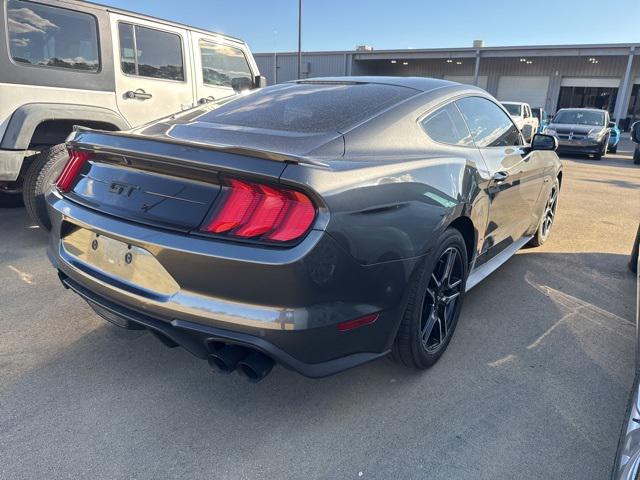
left=1, top=139, right=639, bottom=480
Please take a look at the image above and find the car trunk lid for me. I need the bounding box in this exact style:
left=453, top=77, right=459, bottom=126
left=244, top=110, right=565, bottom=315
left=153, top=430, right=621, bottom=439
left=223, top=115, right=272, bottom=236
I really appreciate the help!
left=62, top=128, right=337, bottom=233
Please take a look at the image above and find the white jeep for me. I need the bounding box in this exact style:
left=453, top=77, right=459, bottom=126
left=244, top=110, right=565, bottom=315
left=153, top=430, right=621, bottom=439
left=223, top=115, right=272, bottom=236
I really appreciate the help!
left=0, top=0, right=264, bottom=228
left=500, top=101, right=540, bottom=143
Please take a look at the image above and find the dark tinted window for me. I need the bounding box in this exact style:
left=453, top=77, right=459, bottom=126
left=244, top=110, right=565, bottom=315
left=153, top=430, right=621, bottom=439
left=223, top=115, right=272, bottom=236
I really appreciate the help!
left=118, top=23, right=184, bottom=81
left=7, top=0, right=99, bottom=72
left=502, top=103, right=522, bottom=116
left=456, top=97, right=522, bottom=147
left=199, top=82, right=418, bottom=133
left=200, top=41, right=252, bottom=88
left=421, top=103, right=473, bottom=146
left=118, top=23, right=135, bottom=75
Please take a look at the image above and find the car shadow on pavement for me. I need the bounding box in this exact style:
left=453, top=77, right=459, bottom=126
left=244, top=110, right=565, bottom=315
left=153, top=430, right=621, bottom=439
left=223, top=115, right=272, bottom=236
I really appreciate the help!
left=0, top=247, right=636, bottom=479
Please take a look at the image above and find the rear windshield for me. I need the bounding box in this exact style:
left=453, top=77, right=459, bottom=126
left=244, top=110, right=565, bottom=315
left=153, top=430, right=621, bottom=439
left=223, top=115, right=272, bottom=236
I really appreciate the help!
left=553, top=110, right=605, bottom=126
left=198, top=82, right=418, bottom=133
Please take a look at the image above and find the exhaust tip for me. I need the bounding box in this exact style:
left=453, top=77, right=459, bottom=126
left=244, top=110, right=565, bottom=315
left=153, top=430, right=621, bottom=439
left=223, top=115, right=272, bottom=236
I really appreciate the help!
left=237, top=351, right=274, bottom=383
left=208, top=345, right=247, bottom=374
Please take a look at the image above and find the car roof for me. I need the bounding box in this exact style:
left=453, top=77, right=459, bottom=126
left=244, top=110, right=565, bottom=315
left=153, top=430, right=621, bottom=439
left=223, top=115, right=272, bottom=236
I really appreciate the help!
left=287, top=76, right=477, bottom=93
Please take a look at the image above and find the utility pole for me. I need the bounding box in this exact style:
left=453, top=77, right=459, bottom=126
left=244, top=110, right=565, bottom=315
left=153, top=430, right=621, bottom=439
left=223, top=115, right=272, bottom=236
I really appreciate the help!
left=297, top=0, right=302, bottom=79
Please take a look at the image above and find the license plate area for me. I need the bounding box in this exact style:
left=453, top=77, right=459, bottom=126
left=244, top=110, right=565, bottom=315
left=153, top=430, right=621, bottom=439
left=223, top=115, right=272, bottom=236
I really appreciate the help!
left=61, top=227, right=179, bottom=297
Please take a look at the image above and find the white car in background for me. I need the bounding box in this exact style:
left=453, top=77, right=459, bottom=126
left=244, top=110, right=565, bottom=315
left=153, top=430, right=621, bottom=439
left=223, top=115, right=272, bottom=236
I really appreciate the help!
left=501, top=101, right=539, bottom=142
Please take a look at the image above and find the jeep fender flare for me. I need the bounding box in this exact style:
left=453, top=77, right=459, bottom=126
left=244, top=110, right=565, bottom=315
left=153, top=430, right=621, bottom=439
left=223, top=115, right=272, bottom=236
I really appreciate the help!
left=0, top=103, right=130, bottom=150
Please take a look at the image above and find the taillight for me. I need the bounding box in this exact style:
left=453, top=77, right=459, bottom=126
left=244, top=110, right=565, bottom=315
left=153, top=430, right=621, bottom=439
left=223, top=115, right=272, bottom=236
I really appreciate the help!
left=56, top=149, right=92, bottom=192
left=201, top=178, right=316, bottom=243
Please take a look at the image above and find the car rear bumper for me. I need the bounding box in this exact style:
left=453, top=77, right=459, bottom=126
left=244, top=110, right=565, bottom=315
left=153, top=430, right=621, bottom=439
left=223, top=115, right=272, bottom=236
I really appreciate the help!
left=47, top=192, right=416, bottom=376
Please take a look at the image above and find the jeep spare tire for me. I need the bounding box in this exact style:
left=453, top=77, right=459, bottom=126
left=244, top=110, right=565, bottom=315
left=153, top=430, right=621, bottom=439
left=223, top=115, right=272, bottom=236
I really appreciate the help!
left=22, top=144, right=69, bottom=230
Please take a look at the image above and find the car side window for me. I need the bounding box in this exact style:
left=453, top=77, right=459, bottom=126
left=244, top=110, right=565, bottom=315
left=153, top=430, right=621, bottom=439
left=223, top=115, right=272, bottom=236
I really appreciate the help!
left=456, top=97, right=523, bottom=147
left=118, top=23, right=185, bottom=81
left=199, top=41, right=252, bottom=88
left=420, top=102, right=474, bottom=146
left=7, top=0, right=100, bottom=72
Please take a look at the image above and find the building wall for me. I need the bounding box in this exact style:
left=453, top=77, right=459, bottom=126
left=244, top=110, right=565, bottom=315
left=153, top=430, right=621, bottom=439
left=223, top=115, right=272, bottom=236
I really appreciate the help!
left=255, top=53, right=349, bottom=85
left=255, top=46, right=639, bottom=122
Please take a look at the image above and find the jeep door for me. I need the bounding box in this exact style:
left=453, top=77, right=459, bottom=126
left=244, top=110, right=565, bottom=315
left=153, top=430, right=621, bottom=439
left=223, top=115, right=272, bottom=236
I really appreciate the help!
left=110, top=13, right=195, bottom=127
left=190, top=31, right=256, bottom=105
left=456, top=96, right=545, bottom=258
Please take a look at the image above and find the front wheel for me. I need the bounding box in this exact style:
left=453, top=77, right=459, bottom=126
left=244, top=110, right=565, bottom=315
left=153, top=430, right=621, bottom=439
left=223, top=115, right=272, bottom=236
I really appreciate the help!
left=22, top=144, right=69, bottom=230
left=529, top=178, right=560, bottom=247
left=393, top=228, right=468, bottom=369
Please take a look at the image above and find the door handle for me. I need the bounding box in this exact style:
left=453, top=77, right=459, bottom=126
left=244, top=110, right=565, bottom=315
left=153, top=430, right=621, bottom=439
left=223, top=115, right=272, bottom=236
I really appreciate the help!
left=493, top=171, right=509, bottom=182
left=124, top=88, right=152, bottom=100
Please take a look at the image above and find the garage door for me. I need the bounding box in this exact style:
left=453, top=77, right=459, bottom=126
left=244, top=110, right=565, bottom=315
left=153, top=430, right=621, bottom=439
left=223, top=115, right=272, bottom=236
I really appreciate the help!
left=444, top=75, right=488, bottom=90
left=497, top=76, right=550, bottom=108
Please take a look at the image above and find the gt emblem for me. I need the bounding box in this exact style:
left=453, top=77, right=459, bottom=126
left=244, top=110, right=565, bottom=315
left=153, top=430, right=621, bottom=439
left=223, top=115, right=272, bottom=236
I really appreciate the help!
left=109, top=181, right=138, bottom=197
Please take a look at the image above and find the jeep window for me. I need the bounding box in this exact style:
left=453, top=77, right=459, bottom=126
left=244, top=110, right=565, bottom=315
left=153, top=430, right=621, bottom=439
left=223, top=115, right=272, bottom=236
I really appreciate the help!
left=7, top=0, right=99, bottom=72
left=118, top=23, right=184, bottom=81
left=553, top=110, right=605, bottom=126
left=199, top=41, right=252, bottom=88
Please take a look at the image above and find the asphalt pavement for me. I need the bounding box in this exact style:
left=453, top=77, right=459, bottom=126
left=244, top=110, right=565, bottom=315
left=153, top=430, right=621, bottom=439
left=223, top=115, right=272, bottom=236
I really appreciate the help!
left=1, top=139, right=639, bottom=479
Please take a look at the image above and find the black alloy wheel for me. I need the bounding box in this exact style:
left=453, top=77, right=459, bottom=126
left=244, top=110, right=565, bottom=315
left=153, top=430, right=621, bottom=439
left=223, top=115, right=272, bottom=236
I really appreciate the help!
left=393, top=228, right=468, bottom=369
left=421, top=246, right=464, bottom=353
left=540, top=184, right=558, bottom=240
left=529, top=178, right=560, bottom=247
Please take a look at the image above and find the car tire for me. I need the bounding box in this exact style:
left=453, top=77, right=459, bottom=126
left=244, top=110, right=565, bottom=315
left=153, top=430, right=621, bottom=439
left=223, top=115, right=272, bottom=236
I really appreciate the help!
left=22, top=144, right=69, bottom=230
left=392, top=228, right=468, bottom=369
left=528, top=177, right=560, bottom=247
left=609, top=145, right=617, bottom=154
left=634, top=147, right=640, bottom=165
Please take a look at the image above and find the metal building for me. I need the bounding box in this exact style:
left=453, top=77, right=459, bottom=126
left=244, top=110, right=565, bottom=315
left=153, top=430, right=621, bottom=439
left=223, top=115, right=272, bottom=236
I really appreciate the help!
left=255, top=43, right=640, bottom=127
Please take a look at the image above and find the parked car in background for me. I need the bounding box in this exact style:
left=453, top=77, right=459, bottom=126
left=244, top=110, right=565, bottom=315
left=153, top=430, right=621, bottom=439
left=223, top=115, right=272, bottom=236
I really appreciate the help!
left=46, top=77, right=562, bottom=381
left=501, top=101, right=539, bottom=142
left=544, top=108, right=613, bottom=160
left=0, top=0, right=264, bottom=227
left=532, top=107, right=550, bottom=133
left=609, top=122, right=621, bottom=154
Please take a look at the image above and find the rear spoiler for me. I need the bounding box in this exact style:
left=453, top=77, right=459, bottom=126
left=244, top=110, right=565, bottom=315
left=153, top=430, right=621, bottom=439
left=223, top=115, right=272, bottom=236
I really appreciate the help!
left=66, top=127, right=331, bottom=169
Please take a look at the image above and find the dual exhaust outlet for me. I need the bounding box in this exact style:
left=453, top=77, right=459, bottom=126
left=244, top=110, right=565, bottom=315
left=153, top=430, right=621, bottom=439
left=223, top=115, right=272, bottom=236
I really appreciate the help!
left=208, top=344, right=274, bottom=382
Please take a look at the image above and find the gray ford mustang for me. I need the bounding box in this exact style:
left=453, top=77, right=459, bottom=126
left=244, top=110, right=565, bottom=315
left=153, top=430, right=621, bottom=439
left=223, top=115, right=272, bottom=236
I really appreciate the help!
left=46, top=77, right=562, bottom=381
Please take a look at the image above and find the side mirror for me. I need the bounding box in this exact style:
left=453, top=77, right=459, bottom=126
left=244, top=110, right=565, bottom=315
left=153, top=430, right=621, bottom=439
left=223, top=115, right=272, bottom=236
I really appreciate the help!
left=231, top=77, right=253, bottom=93
left=608, top=121, right=616, bottom=129
left=631, top=122, right=640, bottom=143
left=531, top=133, right=558, bottom=151
left=254, top=75, right=267, bottom=89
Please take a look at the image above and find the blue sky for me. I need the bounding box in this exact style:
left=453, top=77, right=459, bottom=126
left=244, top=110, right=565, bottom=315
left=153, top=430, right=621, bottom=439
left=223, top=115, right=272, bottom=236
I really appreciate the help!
left=102, top=0, right=640, bottom=53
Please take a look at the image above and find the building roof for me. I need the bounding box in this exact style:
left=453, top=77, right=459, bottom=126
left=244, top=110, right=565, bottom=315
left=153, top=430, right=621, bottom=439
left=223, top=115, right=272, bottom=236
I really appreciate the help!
left=256, top=42, right=639, bottom=59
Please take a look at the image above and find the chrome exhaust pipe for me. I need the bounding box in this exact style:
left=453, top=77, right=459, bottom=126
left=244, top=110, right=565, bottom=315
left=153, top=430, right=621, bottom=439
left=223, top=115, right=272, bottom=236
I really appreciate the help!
left=237, top=351, right=274, bottom=383
left=208, top=345, right=247, bottom=374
